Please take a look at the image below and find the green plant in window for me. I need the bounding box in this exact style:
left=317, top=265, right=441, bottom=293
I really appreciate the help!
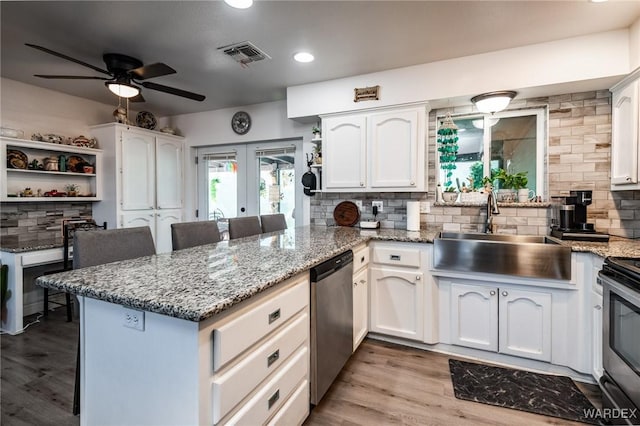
left=209, top=178, right=221, bottom=201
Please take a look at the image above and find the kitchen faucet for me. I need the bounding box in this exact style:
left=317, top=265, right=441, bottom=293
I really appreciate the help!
left=485, top=190, right=500, bottom=233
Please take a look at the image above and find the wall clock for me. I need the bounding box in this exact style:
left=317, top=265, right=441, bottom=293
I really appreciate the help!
left=231, top=111, right=251, bottom=135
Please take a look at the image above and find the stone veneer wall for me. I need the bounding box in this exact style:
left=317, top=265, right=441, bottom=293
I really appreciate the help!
left=0, top=202, right=93, bottom=246
left=311, top=90, right=640, bottom=238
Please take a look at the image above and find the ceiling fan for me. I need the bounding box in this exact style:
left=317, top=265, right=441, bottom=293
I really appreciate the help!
left=25, top=43, right=206, bottom=102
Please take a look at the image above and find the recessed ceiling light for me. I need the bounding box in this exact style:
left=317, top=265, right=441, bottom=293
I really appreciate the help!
left=224, top=0, right=253, bottom=9
left=294, top=52, right=315, bottom=63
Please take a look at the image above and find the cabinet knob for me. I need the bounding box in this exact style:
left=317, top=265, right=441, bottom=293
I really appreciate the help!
left=360, top=182, right=364, bottom=187
left=416, top=275, right=421, bottom=280
left=354, top=282, right=358, bottom=287
left=626, top=176, right=632, bottom=182
left=595, top=305, right=602, bottom=310
left=502, top=291, right=508, bottom=297
left=410, top=181, right=415, bottom=186
left=490, top=290, right=496, bottom=296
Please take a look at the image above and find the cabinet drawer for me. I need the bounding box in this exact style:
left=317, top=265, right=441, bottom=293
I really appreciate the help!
left=212, top=311, right=308, bottom=424
left=212, top=278, right=308, bottom=371
left=353, top=244, right=369, bottom=272
left=372, top=246, right=421, bottom=268
left=223, top=346, right=308, bottom=426
left=266, top=380, right=309, bottom=426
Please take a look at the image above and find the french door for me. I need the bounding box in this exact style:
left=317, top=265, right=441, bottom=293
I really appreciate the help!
left=197, top=140, right=301, bottom=228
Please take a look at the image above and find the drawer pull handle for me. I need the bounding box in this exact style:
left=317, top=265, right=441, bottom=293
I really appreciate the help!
left=361, top=256, right=365, bottom=263
left=268, top=389, right=280, bottom=410
left=595, top=305, right=602, bottom=310
left=390, top=255, right=401, bottom=261
left=267, top=349, right=280, bottom=367
left=268, top=309, right=281, bottom=324
left=360, top=279, right=366, bottom=284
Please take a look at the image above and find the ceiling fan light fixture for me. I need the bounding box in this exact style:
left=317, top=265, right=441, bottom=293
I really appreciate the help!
left=106, top=81, right=140, bottom=98
left=224, top=0, right=253, bottom=9
left=471, top=91, right=517, bottom=114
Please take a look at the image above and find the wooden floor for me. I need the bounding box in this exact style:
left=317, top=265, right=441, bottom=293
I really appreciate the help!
left=2, top=311, right=601, bottom=426
left=305, top=339, right=602, bottom=426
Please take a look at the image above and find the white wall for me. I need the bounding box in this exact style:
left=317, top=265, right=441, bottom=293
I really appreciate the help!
left=630, top=17, right=640, bottom=70
left=287, top=29, right=631, bottom=118
left=0, top=78, right=119, bottom=139
left=167, top=101, right=313, bottom=225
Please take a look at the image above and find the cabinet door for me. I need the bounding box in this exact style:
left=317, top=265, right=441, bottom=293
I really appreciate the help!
left=450, top=283, right=498, bottom=351
left=352, top=267, right=368, bottom=351
left=369, top=267, right=423, bottom=341
left=121, top=131, right=156, bottom=210
left=120, top=210, right=156, bottom=245
left=156, top=209, right=183, bottom=254
left=498, top=288, right=551, bottom=362
left=156, top=137, right=183, bottom=209
left=592, top=289, right=604, bottom=380
left=323, top=115, right=367, bottom=190
left=368, top=109, right=421, bottom=189
left=611, top=80, right=639, bottom=187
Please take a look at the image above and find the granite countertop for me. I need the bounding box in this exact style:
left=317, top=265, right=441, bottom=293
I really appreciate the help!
left=32, top=225, right=640, bottom=323
left=0, top=238, right=64, bottom=253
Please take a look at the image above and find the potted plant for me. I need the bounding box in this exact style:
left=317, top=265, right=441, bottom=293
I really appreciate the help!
left=311, top=126, right=321, bottom=140
left=313, top=144, right=322, bottom=164
left=493, top=169, right=528, bottom=202
left=65, top=183, right=79, bottom=197
left=442, top=186, right=458, bottom=202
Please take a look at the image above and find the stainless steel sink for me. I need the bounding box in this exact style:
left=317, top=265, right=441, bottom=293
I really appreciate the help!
left=433, top=232, right=571, bottom=280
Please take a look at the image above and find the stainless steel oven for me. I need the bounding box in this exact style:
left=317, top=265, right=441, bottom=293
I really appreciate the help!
left=599, top=257, right=640, bottom=425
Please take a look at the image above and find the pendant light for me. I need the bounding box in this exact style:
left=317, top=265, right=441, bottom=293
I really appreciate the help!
left=471, top=91, right=517, bottom=114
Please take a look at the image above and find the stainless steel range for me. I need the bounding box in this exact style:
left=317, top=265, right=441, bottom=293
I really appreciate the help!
left=599, top=257, right=640, bottom=425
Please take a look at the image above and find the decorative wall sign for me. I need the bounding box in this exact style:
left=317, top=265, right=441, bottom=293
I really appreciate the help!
left=354, top=85, right=380, bottom=102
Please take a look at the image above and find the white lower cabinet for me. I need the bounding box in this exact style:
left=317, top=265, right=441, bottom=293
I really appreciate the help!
left=120, top=209, right=182, bottom=254
left=449, top=281, right=552, bottom=362
left=353, top=267, right=369, bottom=350
left=591, top=288, right=603, bottom=380
left=370, top=267, right=424, bottom=341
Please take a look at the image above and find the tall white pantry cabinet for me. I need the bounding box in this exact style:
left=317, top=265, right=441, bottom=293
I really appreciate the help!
left=90, top=123, right=184, bottom=253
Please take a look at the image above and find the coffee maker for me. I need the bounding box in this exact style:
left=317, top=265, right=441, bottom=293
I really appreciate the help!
left=550, top=190, right=609, bottom=241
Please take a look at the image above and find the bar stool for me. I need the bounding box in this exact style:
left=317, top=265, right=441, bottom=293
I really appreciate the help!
left=260, top=213, right=287, bottom=233
left=228, top=216, right=262, bottom=240
left=171, top=220, right=222, bottom=250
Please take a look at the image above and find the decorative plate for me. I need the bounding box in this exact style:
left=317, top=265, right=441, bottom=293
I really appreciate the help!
left=333, top=201, right=360, bottom=226
left=136, top=111, right=157, bottom=130
left=7, top=149, right=28, bottom=169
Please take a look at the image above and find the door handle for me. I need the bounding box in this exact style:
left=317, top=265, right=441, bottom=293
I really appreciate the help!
left=240, top=207, right=246, bottom=213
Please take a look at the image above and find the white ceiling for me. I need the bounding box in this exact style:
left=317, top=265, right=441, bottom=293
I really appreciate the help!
left=2, top=1, right=639, bottom=117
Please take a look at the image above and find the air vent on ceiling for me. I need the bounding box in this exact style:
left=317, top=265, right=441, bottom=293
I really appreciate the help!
left=218, top=41, right=271, bottom=66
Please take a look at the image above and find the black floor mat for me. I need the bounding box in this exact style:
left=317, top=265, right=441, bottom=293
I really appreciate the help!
left=449, top=359, right=600, bottom=424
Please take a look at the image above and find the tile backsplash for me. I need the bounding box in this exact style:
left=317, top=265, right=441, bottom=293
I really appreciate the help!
left=311, top=90, right=640, bottom=238
left=0, top=202, right=93, bottom=246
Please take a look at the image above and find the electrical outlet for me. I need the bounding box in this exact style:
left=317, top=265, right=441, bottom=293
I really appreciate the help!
left=420, top=201, right=431, bottom=213
left=123, top=307, right=145, bottom=331
left=372, top=201, right=383, bottom=212
left=353, top=200, right=363, bottom=210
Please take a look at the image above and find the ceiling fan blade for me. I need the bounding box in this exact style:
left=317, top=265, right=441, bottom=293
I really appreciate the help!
left=34, top=75, right=110, bottom=80
left=130, top=93, right=146, bottom=103
left=130, top=63, right=176, bottom=80
left=140, top=81, right=206, bottom=101
left=26, top=43, right=112, bottom=76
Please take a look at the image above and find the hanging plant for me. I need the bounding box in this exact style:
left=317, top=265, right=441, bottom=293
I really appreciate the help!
left=437, top=113, right=459, bottom=188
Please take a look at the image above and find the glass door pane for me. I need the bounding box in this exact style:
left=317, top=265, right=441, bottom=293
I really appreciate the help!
left=255, top=146, right=296, bottom=228
left=197, top=146, right=247, bottom=221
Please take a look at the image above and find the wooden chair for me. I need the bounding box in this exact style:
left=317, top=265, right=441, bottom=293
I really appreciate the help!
left=71, top=225, right=156, bottom=415
left=228, top=216, right=262, bottom=240
left=260, top=213, right=287, bottom=233
left=171, top=220, right=222, bottom=251
left=43, top=221, right=107, bottom=321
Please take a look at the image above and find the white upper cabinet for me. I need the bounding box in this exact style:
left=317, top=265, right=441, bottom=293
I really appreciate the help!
left=368, top=108, right=421, bottom=189
left=323, top=114, right=367, bottom=190
left=611, top=69, right=640, bottom=190
left=321, top=104, right=428, bottom=192
left=121, top=131, right=156, bottom=210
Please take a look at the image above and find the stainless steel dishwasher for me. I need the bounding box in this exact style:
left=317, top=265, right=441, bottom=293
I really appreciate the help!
left=310, top=250, right=354, bottom=405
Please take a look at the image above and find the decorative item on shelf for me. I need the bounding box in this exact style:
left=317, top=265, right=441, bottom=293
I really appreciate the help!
left=437, top=112, right=459, bottom=188
left=159, top=126, right=177, bottom=135
left=493, top=168, right=527, bottom=202
left=442, top=186, right=458, bottom=203
left=1, top=127, right=24, bottom=139
left=66, top=155, right=85, bottom=173
left=313, top=143, right=322, bottom=165
left=21, top=187, right=33, bottom=197
left=28, top=159, right=41, bottom=170
left=7, top=149, right=28, bottom=169
left=58, top=155, right=66, bottom=172
left=83, top=165, right=94, bottom=174
left=31, top=133, right=67, bottom=144
left=64, top=184, right=79, bottom=197
left=72, top=135, right=97, bottom=148
left=113, top=105, right=129, bottom=125
left=43, top=157, right=59, bottom=171
left=44, top=189, right=67, bottom=197
left=136, top=111, right=157, bottom=130
left=518, top=189, right=536, bottom=203
left=311, top=125, right=321, bottom=140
